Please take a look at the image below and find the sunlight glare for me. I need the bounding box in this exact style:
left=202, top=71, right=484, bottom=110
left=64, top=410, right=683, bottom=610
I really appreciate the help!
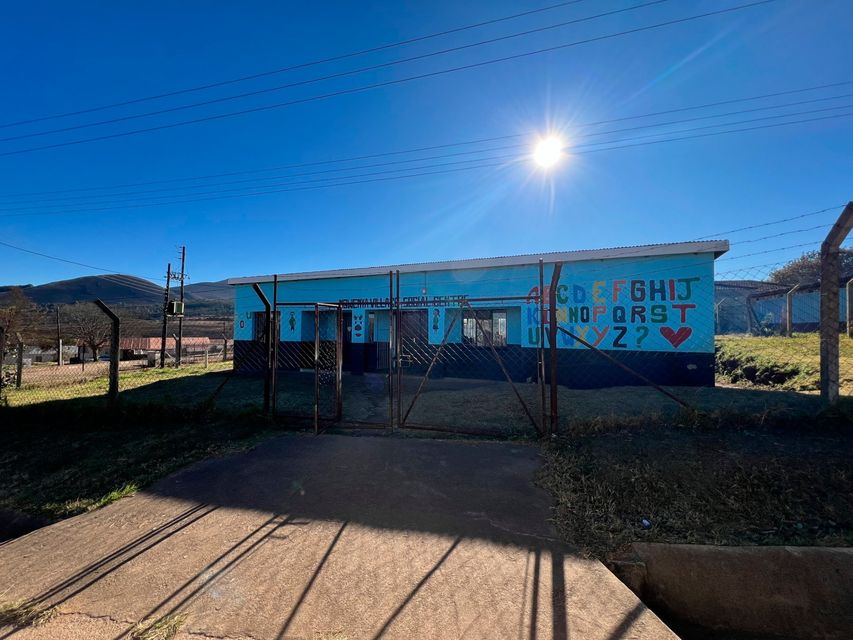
left=532, top=136, right=564, bottom=169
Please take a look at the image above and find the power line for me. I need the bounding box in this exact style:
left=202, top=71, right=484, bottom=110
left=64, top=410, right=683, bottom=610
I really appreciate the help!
left=3, top=77, right=847, bottom=200
left=0, top=0, right=595, bottom=131
left=1, top=107, right=850, bottom=219
left=694, top=205, right=845, bottom=240
left=0, top=0, right=671, bottom=144
left=5, top=91, right=852, bottom=208
left=4, top=199, right=848, bottom=304
left=0, top=0, right=779, bottom=158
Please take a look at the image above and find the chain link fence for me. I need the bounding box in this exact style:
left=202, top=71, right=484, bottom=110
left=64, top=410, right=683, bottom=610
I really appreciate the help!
left=4, top=232, right=853, bottom=433
left=0, top=296, right=235, bottom=411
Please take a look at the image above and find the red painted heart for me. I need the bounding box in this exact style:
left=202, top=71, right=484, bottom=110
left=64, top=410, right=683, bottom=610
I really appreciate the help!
left=660, top=326, right=692, bottom=348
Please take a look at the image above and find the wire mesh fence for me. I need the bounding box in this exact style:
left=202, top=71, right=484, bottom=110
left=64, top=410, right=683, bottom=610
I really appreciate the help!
left=0, top=296, right=235, bottom=410
left=4, top=231, right=853, bottom=432
left=395, top=296, right=545, bottom=438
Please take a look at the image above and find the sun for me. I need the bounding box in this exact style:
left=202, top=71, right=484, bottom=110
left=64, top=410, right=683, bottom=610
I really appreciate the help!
left=532, top=136, right=564, bottom=169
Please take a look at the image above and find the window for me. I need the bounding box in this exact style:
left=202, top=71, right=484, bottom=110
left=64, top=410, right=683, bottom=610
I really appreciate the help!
left=252, top=311, right=280, bottom=342
left=463, top=309, right=507, bottom=347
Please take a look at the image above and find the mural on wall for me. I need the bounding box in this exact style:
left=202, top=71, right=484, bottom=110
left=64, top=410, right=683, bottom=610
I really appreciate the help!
left=351, top=309, right=367, bottom=344
left=428, top=307, right=446, bottom=345
left=522, top=274, right=711, bottom=353
left=232, top=255, right=715, bottom=353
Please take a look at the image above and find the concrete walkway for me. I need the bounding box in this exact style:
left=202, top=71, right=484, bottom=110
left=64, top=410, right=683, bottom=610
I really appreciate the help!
left=0, top=433, right=674, bottom=639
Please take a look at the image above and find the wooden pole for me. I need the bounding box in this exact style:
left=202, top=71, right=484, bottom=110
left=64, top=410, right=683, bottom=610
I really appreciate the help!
left=176, top=246, right=186, bottom=367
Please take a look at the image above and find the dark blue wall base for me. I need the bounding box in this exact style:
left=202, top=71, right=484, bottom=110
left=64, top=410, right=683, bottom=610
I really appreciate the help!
left=234, top=340, right=715, bottom=388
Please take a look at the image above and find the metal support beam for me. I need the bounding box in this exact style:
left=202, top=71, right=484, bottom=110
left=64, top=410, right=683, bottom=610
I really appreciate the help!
left=94, top=299, right=120, bottom=402
left=252, top=283, right=272, bottom=414
left=548, top=262, right=563, bottom=435
left=271, top=275, right=279, bottom=415
left=820, top=202, right=853, bottom=404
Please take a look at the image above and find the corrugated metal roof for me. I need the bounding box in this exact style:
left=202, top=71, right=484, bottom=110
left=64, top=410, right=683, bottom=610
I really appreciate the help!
left=226, top=240, right=729, bottom=285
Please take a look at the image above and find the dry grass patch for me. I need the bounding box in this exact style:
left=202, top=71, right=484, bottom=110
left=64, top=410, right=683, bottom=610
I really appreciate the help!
left=538, top=424, right=853, bottom=559
left=0, top=600, right=58, bottom=628
left=130, top=613, right=187, bottom=640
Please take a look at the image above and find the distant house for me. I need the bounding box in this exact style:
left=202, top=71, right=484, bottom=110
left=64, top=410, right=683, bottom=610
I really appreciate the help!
left=119, top=337, right=210, bottom=359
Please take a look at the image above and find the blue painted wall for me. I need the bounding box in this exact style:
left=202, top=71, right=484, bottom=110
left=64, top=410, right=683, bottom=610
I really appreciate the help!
left=233, top=253, right=716, bottom=353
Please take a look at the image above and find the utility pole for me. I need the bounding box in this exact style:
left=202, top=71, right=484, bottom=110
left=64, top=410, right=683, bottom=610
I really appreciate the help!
left=176, top=246, right=186, bottom=367
left=160, top=262, right=171, bottom=369
left=55, top=307, right=63, bottom=367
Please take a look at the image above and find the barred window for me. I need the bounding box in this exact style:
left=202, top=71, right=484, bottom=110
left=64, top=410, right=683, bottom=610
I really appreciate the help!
left=463, top=309, right=507, bottom=347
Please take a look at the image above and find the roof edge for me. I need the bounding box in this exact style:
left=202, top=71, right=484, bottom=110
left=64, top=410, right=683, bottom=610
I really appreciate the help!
left=226, top=240, right=729, bottom=285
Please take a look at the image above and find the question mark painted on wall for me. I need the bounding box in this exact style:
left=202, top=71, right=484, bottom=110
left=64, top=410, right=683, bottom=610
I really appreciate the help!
left=636, top=326, right=649, bottom=349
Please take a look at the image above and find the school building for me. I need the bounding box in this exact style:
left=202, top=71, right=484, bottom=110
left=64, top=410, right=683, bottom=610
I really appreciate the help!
left=227, top=240, right=729, bottom=388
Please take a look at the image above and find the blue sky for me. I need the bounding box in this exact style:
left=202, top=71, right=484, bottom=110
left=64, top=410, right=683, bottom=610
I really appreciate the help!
left=1, top=0, right=851, bottom=287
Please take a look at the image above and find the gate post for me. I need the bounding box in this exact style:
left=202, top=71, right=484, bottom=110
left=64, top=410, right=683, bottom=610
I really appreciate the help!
left=271, top=275, right=279, bottom=415
left=314, top=303, right=320, bottom=435
left=336, top=305, right=343, bottom=421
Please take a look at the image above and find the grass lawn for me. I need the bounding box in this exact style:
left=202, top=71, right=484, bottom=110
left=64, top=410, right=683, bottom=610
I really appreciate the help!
left=0, top=409, right=278, bottom=522
left=716, top=333, right=853, bottom=393
left=1, top=361, right=235, bottom=406
left=538, top=424, right=853, bottom=559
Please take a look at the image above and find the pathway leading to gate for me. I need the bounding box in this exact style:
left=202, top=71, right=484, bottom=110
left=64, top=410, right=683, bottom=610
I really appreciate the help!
left=0, top=433, right=674, bottom=639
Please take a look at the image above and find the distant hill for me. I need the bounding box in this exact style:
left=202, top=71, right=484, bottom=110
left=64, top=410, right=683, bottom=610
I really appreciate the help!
left=0, top=275, right=233, bottom=311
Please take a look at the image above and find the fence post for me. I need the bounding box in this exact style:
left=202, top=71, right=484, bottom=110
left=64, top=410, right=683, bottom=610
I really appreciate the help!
left=548, top=262, right=563, bottom=435
left=15, top=333, right=23, bottom=389
left=94, top=299, right=120, bottom=402
left=0, top=327, right=5, bottom=400
left=820, top=201, right=853, bottom=404
left=785, top=284, right=800, bottom=337
left=846, top=278, right=853, bottom=339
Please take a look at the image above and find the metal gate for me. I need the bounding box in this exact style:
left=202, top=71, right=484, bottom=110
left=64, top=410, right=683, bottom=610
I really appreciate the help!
left=394, top=294, right=545, bottom=438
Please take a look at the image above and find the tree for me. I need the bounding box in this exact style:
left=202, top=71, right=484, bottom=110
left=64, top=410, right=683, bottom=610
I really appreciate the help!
left=768, top=250, right=853, bottom=285
left=0, top=287, right=46, bottom=359
left=65, top=302, right=111, bottom=361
